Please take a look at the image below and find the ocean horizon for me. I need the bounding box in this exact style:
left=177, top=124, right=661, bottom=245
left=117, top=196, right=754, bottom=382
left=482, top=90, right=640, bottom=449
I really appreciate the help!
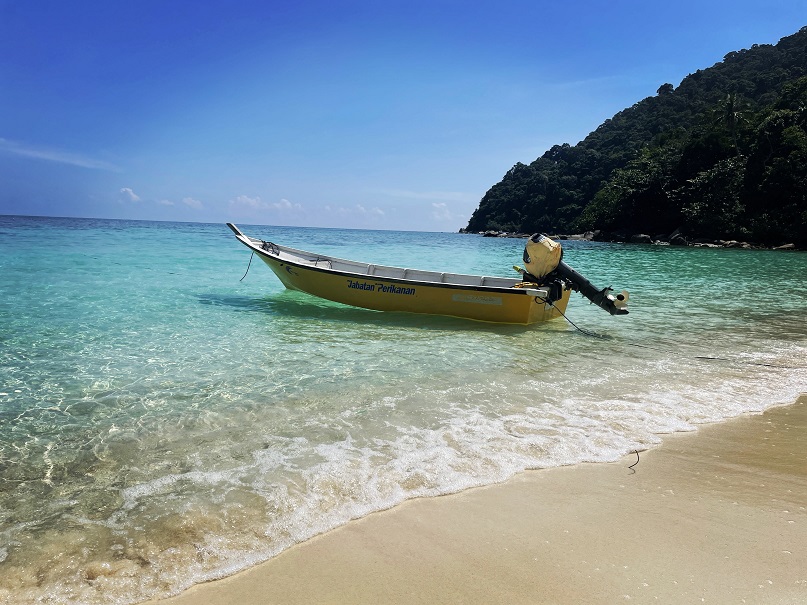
left=1, top=215, right=805, bottom=604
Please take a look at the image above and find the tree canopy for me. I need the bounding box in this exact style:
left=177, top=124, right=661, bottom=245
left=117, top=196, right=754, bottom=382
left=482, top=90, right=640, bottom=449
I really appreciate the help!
left=465, top=26, right=807, bottom=246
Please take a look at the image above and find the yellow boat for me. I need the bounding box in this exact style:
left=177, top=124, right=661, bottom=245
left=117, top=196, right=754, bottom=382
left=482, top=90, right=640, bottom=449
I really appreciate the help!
left=227, top=223, right=628, bottom=324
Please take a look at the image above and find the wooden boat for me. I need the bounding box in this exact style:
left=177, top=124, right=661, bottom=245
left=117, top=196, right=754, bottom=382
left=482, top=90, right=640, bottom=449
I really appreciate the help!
left=226, top=223, right=628, bottom=324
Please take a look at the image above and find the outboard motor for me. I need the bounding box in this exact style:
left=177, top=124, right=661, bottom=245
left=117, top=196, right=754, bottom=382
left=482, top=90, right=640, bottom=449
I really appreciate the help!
left=554, top=261, right=629, bottom=315
left=523, top=234, right=562, bottom=279
left=522, top=234, right=629, bottom=316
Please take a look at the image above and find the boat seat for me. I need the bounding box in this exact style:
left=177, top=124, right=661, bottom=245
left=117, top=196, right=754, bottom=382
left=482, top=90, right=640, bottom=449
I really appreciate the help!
left=373, top=266, right=405, bottom=279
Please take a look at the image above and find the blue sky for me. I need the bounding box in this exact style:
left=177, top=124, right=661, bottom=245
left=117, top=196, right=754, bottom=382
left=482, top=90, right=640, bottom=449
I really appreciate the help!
left=1, top=1, right=805, bottom=231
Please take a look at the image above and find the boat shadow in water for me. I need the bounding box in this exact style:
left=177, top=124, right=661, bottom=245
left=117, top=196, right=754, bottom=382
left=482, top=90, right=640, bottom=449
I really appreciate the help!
left=197, top=291, right=572, bottom=335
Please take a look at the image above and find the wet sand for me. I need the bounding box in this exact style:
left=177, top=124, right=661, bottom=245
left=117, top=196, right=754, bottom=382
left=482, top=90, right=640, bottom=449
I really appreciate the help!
left=145, top=395, right=807, bottom=604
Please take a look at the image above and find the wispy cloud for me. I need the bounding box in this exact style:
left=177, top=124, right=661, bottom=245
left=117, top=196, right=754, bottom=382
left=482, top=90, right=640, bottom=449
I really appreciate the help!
left=229, top=195, right=270, bottom=212
left=324, top=203, right=385, bottom=217
left=182, top=197, right=203, bottom=210
left=430, top=202, right=454, bottom=222
left=272, top=198, right=302, bottom=211
left=119, top=187, right=141, bottom=203
left=0, top=138, right=121, bottom=171
left=153, top=197, right=201, bottom=209
left=229, top=195, right=304, bottom=215
left=356, top=204, right=385, bottom=216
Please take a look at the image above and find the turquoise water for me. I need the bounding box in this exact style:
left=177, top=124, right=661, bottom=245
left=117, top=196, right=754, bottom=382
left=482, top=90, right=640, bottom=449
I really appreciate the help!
left=1, top=215, right=805, bottom=604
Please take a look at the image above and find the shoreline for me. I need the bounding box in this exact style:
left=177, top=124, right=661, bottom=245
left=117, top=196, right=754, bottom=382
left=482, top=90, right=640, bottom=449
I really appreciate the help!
left=466, top=229, right=803, bottom=250
left=145, top=395, right=807, bottom=605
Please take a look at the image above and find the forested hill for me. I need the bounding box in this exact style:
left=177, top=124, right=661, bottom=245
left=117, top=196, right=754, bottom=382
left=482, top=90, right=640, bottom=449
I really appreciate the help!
left=465, top=26, right=807, bottom=247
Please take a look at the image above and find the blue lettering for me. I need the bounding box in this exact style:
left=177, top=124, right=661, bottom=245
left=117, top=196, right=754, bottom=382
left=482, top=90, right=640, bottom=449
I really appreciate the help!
left=346, top=280, right=415, bottom=295
left=347, top=279, right=376, bottom=291
left=376, top=283, right=416, bottom=295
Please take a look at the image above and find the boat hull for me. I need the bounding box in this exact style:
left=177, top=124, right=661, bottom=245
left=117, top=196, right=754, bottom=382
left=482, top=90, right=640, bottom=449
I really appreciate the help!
left=254, top=247, right=569, bottom=325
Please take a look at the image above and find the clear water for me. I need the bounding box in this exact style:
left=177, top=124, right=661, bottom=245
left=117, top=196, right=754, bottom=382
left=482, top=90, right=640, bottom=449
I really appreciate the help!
left=1, top=216, right=805, bottom=604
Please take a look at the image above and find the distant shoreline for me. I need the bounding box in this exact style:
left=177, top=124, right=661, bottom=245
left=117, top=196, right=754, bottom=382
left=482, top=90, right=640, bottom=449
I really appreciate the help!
left=463, top=228, right=803, bottom=251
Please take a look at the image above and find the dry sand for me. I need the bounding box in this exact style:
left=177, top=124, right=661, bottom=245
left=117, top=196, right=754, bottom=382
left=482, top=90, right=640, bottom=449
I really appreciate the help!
left=146, top=395, right=807, bottom=605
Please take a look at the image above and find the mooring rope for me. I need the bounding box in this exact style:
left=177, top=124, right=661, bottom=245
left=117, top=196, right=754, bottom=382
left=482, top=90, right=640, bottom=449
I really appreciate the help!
left=540, top=297, right=609, bottom=339
left=240, top=251, right=255, bottom=282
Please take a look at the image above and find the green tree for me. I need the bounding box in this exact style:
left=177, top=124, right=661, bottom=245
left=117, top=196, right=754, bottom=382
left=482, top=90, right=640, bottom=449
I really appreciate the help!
left=675, top=157, right=746, bottom=238
left=743, top=110, right=807, bottom=244
left=578, top=146, right=681, bottom=233
left=713, top=93, right=750, bottom=155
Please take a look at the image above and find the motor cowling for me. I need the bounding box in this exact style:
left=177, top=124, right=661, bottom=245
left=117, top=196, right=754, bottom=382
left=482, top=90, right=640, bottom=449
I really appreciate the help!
left=523, top=234, right=562, bottom=280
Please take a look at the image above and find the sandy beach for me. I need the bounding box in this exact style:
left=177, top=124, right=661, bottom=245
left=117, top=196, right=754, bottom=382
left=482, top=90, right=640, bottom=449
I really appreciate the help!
left=146, top=395, right=806, bottom=605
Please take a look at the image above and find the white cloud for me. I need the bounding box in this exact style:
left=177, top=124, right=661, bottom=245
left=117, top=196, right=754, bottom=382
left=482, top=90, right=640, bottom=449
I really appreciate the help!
left=229, top=194, right=269, bottom=211
left=0, top=138, right=120, bottom=171
left=183, top=197, right=203, bottom=210
left=228, top=195, right=305, bottom=218
left=158, top=199, right=174, bottom=206
left=119, top=187, right=141, bottom=203
left=356, top=204, right=385, bottom=216
left=327, top=204, right=385, bottom=217
left=272, top=198, right=302, bottom=211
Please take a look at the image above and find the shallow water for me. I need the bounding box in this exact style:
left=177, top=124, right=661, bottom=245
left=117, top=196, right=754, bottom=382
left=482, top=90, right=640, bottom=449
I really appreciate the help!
left=1, top=216, right=805, bottom=603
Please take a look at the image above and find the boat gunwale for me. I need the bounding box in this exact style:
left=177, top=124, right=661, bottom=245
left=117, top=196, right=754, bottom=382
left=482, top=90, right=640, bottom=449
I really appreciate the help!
left=238, top=235, right=546, bottom=297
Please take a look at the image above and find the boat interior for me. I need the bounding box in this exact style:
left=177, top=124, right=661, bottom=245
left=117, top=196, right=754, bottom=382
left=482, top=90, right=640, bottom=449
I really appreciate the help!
left=247, top=237, right=521, bottom=289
